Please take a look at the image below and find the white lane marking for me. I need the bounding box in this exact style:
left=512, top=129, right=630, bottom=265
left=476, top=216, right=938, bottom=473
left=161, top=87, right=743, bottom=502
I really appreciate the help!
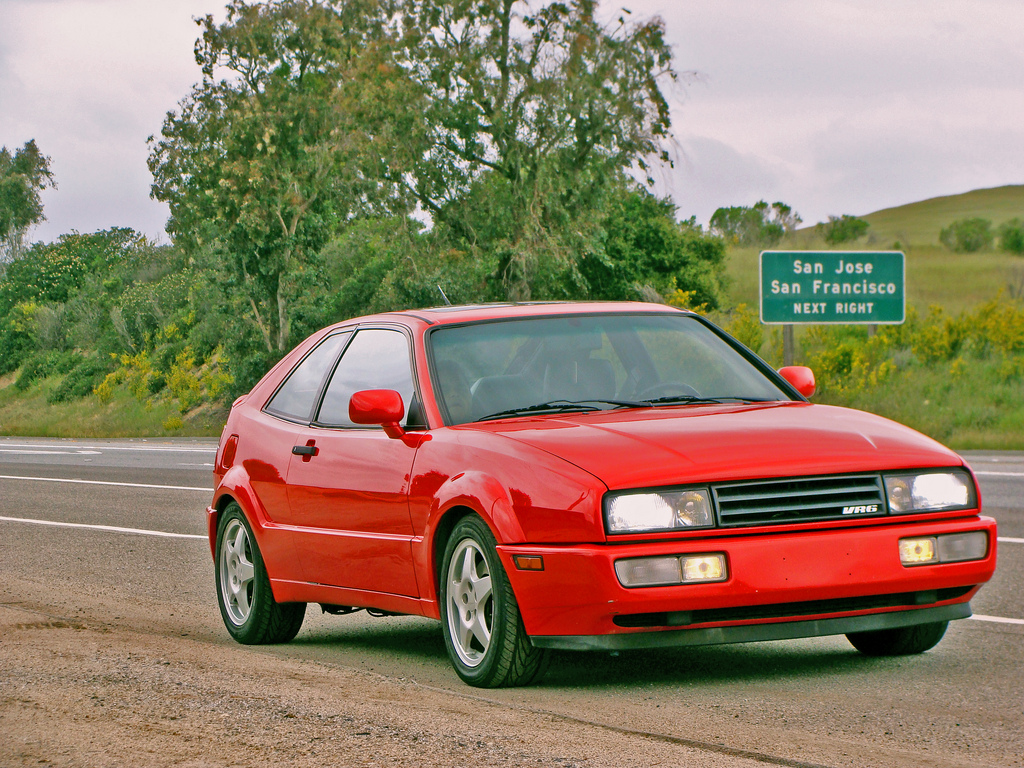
left=0, top=449, right=102, bottom=455
left=998, top=537, right=1024, bottom=544
left=0, top=474, right=210, bottom=492
left=970, top=615, right=1024, bottom=626
left=0, top=442, right=216, bottom=453
left=974, top=470, right=1024, bottom=477
left=0, top=516, right=206, bottom=540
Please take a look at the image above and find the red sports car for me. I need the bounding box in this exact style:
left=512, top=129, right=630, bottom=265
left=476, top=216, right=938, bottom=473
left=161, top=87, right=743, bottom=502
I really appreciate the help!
left=208, top=302, right=997, bottom=687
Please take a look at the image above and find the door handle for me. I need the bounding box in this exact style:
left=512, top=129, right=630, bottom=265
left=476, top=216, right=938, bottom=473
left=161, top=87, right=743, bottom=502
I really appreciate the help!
left=292, top=442, right=319, bottom=458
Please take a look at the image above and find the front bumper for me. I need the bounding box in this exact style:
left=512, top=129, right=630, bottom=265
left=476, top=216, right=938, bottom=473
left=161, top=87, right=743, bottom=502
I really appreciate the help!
left=497, top=515, right=997, bottom=646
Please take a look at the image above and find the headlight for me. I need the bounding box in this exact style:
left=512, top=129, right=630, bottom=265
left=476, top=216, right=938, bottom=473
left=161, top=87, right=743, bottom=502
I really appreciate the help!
left=605, top=488, right=714, bottom=534
left=884, top=470, right=976, bottom=514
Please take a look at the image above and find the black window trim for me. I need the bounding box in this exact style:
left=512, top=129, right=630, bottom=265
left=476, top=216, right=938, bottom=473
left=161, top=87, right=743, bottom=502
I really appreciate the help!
left=262, top=328, right=355, bottom=425
left=309, top=322, right=427, bottom=432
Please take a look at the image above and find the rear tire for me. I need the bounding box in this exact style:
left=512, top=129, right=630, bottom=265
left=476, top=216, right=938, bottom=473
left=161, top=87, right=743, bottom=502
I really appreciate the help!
left=846, top=621, right=948, bottom=656
left=440, top=515, right=548, bottom=687
left=215, top=502, right=305, bottom=644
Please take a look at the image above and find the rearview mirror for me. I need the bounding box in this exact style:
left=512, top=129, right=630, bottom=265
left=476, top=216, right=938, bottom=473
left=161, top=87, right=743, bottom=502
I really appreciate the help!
left=778, top=366, right=816, bottom=398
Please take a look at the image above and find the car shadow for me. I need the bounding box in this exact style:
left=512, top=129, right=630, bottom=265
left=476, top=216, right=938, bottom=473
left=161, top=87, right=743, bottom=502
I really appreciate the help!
left=287, top=613, right=912, bottom=689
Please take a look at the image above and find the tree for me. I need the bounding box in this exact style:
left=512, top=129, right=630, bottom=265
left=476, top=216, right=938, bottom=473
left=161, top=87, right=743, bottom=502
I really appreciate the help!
left=149, top=0, right=419, bottom=353
left=709, top=201, right=800, bottom=247
left=578, top=187, right=726, bottom=308
left=998, top=218, right=1024, bottom=255
left=820, top=214, right=869, bottom=245
left=398, top=0, right=677, bottom=299
left=939, top=217, right=993, bottom=253
left=0, top=140, right=56, bottom=263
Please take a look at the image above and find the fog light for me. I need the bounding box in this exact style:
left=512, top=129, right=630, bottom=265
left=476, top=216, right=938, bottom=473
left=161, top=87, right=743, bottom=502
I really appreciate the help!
left=614, top=553, right=728, bottom=587
left=899, top=532, right=989, bottom=567
left=614, top=556, right=680, bottom=587
left=899, top=537, right=938, bottom=565
left=937, top=532, right=988, bottom=563
left=681, top=554, right=727, bottom=582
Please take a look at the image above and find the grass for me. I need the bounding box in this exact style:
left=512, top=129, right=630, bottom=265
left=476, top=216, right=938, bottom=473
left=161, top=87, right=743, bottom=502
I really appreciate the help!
left=859, top=185, right=1024, bottom=248
left=814, top=358, right=1024, bottom=451
left=0, top=372, right=224, bottom=438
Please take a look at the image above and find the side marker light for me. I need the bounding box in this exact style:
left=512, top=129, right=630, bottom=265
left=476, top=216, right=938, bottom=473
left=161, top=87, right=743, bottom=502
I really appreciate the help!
left=513, top=555, right=544, bottom=571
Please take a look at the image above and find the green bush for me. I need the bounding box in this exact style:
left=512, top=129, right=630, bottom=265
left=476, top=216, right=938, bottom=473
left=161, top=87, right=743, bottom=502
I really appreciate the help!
left=48, top=356, right=115, bottom=404
left=14, top=350, right=82, bottom=390
left=820, top=214, right=869, bottom=245
left=939, top=217, right=994, bottom=253
left=998, top=218, right=1024, bottom=254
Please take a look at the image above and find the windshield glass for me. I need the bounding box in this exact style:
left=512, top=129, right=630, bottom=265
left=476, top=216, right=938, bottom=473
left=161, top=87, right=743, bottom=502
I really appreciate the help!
left=428, top=313, right=791, bottom=425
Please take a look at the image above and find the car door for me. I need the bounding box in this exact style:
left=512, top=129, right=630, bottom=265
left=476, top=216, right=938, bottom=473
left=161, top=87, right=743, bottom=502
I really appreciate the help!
left=284, top=327, right=422, bottom=597
left=251, top=329, right=353, bottom=581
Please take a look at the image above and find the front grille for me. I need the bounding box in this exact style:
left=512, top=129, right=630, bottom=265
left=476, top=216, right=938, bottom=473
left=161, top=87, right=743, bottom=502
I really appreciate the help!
left=713, top=473, right=886, bottom=527
left=612, top=586, right=975, bottom=628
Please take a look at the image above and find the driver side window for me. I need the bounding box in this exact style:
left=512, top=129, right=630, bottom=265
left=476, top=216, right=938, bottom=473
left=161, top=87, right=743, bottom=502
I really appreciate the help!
left=316, top=329, right=416, bottom=427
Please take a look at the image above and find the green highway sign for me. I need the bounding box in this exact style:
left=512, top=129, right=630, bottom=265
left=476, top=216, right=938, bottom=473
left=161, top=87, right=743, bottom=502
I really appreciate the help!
left=759, top=251, right=905, bottom=324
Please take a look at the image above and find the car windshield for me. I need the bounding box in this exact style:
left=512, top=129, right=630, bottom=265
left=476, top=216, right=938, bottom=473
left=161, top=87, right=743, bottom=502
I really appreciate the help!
left=428, top=313, right=792, bottom=425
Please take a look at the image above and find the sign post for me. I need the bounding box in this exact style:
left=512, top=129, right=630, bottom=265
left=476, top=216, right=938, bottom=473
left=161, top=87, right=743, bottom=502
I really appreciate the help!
left=760, top=251, right=905, bottom=325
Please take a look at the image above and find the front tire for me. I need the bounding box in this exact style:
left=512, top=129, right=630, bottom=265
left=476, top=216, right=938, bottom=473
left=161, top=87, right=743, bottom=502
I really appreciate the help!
left=846, top=621, right=948, bottom=656
left=215, top=502, right=305, bottom=644
left=440, top=516, right=548, bottom=687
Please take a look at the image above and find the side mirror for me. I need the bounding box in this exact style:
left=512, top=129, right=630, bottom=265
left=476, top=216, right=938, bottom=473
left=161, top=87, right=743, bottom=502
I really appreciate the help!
left=778, top=366, right=816, bottom=398
left=349, top=389, right=429, bottom=448
left=349, top=388, right=405, bottom=427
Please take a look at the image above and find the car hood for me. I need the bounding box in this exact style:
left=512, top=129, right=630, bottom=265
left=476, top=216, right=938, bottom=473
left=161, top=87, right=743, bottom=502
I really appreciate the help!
left=468, top=402, right=964, bottom=490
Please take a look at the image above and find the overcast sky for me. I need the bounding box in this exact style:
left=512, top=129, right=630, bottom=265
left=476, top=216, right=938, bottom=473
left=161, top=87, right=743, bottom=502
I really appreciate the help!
left=3, top=0, right=1023, bottom=244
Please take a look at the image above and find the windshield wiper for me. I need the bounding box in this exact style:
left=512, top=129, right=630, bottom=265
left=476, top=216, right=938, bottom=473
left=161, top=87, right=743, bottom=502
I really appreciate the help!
left=476, top=399, right=647, bottom=422
left=641, top=395, right=777, bottom=406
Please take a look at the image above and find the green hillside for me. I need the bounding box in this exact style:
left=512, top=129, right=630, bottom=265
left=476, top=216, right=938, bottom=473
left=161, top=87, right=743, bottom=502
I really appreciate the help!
left=725, top=185, right=1024, bottom=314
left=860, top=185, right=1024, bottom=248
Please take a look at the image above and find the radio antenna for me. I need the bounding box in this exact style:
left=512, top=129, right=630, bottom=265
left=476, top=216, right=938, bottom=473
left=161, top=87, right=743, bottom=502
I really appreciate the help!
left=437, top=285, right=452, bottom=306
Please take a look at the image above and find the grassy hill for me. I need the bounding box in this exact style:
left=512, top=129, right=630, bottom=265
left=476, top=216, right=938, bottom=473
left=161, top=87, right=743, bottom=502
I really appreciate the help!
left=860, top=185, right=1024, bottom=248
left=725, top=185, right=1024, bottom=314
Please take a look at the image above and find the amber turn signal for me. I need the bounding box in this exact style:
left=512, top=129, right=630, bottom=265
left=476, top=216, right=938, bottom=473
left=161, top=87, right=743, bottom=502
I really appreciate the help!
left=513, top=555, right=544, bottom=571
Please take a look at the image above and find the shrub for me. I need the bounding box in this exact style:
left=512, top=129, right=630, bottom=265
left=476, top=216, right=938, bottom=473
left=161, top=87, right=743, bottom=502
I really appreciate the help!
left=14, top=350, right=82, bottom=390
left=939, top=217, right=994, bottom=253
left=820, top=215, right=869, bottom=245
left=49, top=355, right=115, bottom=403
left=998, top=218, right=1024, bottom=254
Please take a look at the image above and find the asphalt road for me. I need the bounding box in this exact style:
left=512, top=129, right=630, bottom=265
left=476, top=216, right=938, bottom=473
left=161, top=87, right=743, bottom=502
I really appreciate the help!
left=1, top=437, right=1021, bottom=768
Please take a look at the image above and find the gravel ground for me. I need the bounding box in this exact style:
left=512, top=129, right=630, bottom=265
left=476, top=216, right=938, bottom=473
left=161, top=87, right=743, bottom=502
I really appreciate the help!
left=1, top=605, right=790, bottom=768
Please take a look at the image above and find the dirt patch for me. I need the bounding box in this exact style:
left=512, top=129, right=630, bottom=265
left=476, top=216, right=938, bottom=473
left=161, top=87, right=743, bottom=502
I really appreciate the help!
left=0, top=605, right=773, bottom=768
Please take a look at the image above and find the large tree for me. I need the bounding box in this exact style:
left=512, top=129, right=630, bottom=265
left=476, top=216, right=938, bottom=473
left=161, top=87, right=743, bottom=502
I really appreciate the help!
left=398, top=0, right=676, bottom=299
left=0, top=140, right=56, bottom=264
left=149, top=0, right=419, bottom=352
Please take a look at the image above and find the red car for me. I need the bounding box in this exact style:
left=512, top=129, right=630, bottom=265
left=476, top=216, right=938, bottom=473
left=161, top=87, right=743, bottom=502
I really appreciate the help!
left=208, top=302, right=997, bottom=687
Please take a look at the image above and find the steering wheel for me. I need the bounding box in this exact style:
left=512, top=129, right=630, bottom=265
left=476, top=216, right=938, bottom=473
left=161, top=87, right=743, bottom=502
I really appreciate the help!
left=636, top=381, right=701, bottom=400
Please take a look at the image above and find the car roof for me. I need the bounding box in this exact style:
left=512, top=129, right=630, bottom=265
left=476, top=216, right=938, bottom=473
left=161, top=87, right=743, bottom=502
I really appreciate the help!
left=357, top=301, right=692, bottom=327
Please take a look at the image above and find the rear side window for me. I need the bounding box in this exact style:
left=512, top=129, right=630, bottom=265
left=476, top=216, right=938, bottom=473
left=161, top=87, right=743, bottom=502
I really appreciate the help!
left=316, top=329, right=416, bottom=427
left=264, top=332, right=351, bottom=422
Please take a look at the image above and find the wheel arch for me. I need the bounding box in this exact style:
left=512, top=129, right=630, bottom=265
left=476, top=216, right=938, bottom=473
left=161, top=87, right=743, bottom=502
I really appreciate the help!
left=209, top=472, right=267, bottom=559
